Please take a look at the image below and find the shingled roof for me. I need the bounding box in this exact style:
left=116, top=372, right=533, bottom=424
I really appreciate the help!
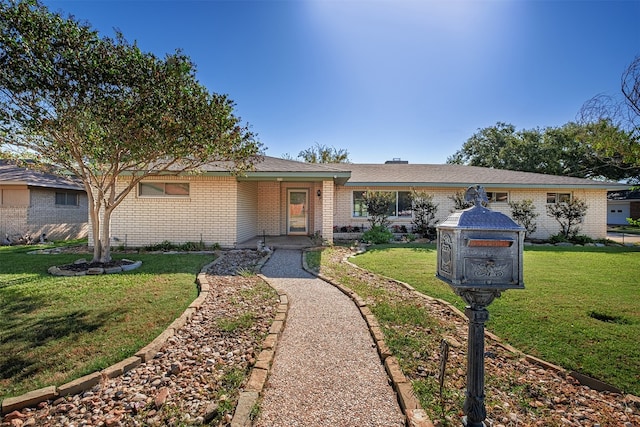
left=327, top=163, right=627, bottom=190
left=0, top=160, right=84, bottom=191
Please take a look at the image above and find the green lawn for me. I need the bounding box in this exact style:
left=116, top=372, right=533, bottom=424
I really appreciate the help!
left=350, top=243, right=640, bottom=395
left=0, top=243, right=212, bottom=400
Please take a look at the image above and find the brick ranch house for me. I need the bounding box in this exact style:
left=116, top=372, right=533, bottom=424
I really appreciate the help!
left=0, top=160, right=88, bottom=241
left=97, top=156, right=628, bottom=248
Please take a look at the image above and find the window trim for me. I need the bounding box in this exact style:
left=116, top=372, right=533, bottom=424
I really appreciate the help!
left=138, top=182, right=190, bottom=198
left=486, top=191, right=509, bottom=203
left=546, top=192, right=572, bottom=204
left=55, top=191, right=79, bottom=206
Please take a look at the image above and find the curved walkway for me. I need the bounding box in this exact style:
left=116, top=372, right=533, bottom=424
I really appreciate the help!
left=254, top=249, right=405, bottom=427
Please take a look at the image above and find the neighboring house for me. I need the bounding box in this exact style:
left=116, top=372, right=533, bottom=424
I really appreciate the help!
left=607, top=189, right=640, bottom=225
left=0, top=160, right=88, bottom=241
left=99, top=156, right=628, bottom=248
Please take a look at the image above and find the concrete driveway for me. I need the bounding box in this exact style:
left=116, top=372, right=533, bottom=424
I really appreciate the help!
left=607, top=231, right=640, bottom=245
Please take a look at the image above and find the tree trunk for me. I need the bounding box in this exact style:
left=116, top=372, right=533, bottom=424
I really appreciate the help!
left=88, top=195, right=102, bottom=263
left=99, top=208, right=113, bottom=263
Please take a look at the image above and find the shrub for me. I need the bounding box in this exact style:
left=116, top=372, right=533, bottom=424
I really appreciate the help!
left=549, top=233, right=569, bottom=244
left=362, top=226, right=393, bottom=244
left=508, top=199, right=539, bottom=239
left=570, top=234, right=594, bottom=245
left=546, top=198, right=588, bottom=238
left=362, top=191, right=394, bottom=228
left=410, top=191, right=439, bottom=238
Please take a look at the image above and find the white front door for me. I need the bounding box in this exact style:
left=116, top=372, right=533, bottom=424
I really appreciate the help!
left=288, top=190, right=308, bottom=235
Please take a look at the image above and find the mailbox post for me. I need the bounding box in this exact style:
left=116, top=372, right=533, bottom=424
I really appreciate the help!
left=436, top=186, right=525, bottom=427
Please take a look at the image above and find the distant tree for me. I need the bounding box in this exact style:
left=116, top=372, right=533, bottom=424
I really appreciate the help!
left=298, top=142, right=350, bottom=163
left=0, top=0, right=261, bottom=263
left=508, top=199, right=538, bottom=239
left=410, top=191, right=439, bottom=238
left=447, top=121, right=638, bottom=182
left=546, top=198, right=588, bottom=238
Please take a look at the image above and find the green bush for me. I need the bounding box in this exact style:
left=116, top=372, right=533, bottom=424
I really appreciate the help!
left=570, top=234, right=594, bottom=245
left=362, top=226, right=394, bottom=244
left=549, top=233, right=569, bottom=244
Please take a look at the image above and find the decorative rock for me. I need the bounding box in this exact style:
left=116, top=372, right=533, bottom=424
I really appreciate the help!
left=104, top=266, right=123, bottom=274
left=168, top=362, right=182, bottom=376
left=86, top=267, right=105, bottom=275
left=121, top=260, right=143, bottom=271
left=154, top=387, right=170, bottom=409
left=203, top=402, right=219, bottom=423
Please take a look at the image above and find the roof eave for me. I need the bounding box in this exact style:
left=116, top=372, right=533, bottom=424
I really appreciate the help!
left=342, top=181, right=629, bottom=190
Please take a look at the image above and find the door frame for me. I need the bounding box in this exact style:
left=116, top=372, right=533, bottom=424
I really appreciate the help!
left=287, top=189, right=308, bottom=235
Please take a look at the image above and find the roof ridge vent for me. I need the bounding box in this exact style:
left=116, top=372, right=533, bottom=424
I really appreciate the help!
left=385, top=158, right=408, bottom=164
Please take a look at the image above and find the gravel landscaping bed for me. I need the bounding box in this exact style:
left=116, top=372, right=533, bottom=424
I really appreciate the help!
left=1, top=250, right=278, bottom=427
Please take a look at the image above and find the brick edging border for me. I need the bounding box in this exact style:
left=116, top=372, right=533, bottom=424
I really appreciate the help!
left=301, top=247, right=434, bottom=427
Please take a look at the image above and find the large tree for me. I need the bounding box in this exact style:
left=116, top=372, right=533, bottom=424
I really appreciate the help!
left=579, top=55, right=640, bottom=178
left=0, top=0, right=261, bottom=262
left=447, top=121, right=638, bottom=182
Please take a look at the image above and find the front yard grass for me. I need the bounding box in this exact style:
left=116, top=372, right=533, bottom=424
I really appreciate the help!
left=349, top=243, right=640, bottom=396
left=0, top=243, right=212, bottom=401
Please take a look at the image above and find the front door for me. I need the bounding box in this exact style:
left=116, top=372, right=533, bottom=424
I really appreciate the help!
left=288, top=190, right=308, bottom=235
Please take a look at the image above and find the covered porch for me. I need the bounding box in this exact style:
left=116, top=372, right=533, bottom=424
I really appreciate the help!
left=236, top=234, right=317, bottom=249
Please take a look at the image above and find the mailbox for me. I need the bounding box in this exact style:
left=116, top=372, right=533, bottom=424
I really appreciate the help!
left=436, top=186, right=525, bottom=427
left=437, top=186, right=525, bottom=291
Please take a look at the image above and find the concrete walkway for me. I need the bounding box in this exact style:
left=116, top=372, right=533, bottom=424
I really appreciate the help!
left=254, top=249, right=405, bottom=427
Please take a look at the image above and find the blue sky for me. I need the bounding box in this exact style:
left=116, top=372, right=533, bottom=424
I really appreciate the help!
left=44, top=0, right=640, bottom=164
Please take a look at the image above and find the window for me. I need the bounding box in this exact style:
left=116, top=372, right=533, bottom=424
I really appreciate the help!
left=55, top=192, right=78, bottom=206
left=397, top=191, right=412, bottom=217
left=353, top=191, right=367, bottom=217
left=486, top=191, right=509, bottom=203
left=546, top=192, right=571, bottom=204
left=139, top=182, right=189, bottom=197
left=352, top=190, right=413, bottom=218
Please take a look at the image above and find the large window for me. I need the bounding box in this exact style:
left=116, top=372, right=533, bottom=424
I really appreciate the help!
left=139, top=182, right=190, bottom=197
left=352, top=191, right=412, bottom=218
left=546, top=192, right=571, bottom=204
left=55, top=191, right=79, bottom=206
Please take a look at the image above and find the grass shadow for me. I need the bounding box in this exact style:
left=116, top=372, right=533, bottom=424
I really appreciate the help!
left=0, top=308, right=126, bottom=382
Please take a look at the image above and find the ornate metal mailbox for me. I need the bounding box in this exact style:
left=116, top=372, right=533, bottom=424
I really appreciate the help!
left=436, top=186, right=525, bottom=427
left=436, top=189, right=525, bottom=291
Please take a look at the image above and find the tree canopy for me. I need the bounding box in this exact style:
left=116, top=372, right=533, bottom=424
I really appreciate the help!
left=296, top=142, right=350, bottom=163
left=447, top=121, right=638, bottom=182
left=0, top=0, right=261, bottom=262
left=579, top=55, right=640, bottom=177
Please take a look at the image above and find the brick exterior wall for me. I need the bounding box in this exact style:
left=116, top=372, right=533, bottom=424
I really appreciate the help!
left=236, top=181, right=259, bottom=244
left=334, top=186, right=608, bottom=240
left=257, top=182, right=281, bottom=235
left=103, top=176, right=238, bottom=248
left=0, top=187, right=88, bottom=240
left=322, top=180, right=334, bottom=243
left=96, top=177, right=610, bottom=248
